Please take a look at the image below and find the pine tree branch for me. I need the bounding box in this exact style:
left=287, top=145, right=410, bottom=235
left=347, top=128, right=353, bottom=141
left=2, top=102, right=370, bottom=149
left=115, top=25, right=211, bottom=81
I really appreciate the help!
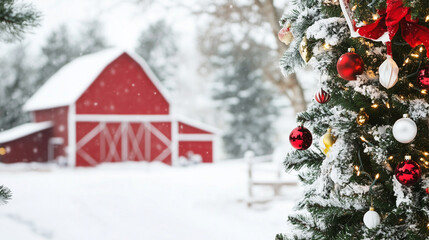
left=0, top=185, right=12, bottom=205
left=0, top=0, right=41, bottom=42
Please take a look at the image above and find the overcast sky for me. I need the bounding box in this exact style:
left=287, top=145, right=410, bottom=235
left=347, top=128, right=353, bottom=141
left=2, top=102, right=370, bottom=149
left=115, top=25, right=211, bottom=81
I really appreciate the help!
left=20, top=0, right=197, bottom=53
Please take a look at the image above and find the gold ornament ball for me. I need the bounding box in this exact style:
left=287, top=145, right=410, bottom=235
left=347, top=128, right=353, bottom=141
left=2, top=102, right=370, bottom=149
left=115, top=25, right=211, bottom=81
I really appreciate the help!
left=299, top=36, right=312, bottom=63
left=357, top=108, right=369, bottom=126
left=319, top=128, right=336, bottom=155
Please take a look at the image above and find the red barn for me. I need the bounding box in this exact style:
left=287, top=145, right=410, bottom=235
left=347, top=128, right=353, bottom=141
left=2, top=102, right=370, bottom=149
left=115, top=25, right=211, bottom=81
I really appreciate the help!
left=0, top=49, right=217, bottom=167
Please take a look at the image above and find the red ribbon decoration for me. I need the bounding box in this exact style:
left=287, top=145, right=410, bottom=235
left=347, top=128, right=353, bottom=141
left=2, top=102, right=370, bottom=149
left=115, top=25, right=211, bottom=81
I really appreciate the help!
left=354, top=0, right=429, bottom=58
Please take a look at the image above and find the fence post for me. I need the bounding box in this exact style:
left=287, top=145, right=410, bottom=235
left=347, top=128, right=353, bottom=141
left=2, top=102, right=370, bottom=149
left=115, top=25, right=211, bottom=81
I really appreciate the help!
left=245, top=150, right=255, bottom=207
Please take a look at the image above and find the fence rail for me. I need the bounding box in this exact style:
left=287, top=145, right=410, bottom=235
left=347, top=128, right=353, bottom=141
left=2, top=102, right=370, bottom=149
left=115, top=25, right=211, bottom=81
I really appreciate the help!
left=244, top=150, right=297, bottom=207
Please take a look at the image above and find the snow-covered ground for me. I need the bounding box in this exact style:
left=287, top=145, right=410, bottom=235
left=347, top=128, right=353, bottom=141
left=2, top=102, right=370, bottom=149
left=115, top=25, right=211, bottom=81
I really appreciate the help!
left=0, top=161, right=301, bottom=240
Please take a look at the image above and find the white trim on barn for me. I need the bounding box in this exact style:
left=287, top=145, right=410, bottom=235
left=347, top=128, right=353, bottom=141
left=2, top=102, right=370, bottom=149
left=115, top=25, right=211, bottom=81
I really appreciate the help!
left=75, top=121, right=173, bottom=166
left=127, top=122, right=144, bottom=160
left=171, top=120, right=179, bottom=166
left=178, top=134, right=215, bottom=141
left=68, top=104, right=77, bottom=167
left=72, top=114, right=216, bottom=165
left=121, top=122, right=128, bottom=162
left=144, top=122, right=151, bottom=161
left=75, top=114, right=171, bottom=122
left=103, top=123, right=122, bottom=162
left=48, top=137, right=64, bottom=161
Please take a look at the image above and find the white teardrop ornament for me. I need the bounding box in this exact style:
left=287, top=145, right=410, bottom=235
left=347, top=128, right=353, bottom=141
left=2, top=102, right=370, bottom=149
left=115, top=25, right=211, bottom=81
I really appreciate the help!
left=379, top=56, right=399, bottom=89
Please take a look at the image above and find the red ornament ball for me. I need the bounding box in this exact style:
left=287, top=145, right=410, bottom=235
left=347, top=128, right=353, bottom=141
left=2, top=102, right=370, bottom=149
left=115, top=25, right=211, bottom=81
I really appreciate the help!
left=289, top=126, right=312, bottom=150
left=426, top=187, right=429, bottom=194
left=417, top=65, right=429, bottom=90
left=337, top=51, right=364, bottom=80
left=395, top=160, right=421, bottom=186
left=314, top=88, right=331, bottom=104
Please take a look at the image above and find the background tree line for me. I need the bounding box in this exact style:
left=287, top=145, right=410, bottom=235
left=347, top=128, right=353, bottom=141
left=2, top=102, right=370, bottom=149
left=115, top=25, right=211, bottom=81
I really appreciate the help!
left=0, top=19, right=177, bottom=131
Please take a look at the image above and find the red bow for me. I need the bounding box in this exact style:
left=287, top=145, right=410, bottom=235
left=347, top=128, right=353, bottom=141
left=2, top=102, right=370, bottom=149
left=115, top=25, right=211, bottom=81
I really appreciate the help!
left=355, top=0, right=429, bottom=57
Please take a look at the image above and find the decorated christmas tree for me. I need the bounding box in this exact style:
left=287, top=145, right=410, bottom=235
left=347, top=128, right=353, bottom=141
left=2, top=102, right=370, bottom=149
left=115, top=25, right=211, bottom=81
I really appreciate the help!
left=0, top=0, right=40, bottom=205
left=278, top=0, right=429, bottom=239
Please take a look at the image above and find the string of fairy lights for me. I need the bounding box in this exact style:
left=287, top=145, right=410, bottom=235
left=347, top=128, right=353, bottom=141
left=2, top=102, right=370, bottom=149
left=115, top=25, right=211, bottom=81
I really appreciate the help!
left=283, top=0, right=429, bottom=231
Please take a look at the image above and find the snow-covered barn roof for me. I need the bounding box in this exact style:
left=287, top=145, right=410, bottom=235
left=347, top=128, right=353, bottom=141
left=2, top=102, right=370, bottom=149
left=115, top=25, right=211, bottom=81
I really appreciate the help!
left=23, top=48, right=171, bottom=111
left=0, top=122, right=53, bottom=144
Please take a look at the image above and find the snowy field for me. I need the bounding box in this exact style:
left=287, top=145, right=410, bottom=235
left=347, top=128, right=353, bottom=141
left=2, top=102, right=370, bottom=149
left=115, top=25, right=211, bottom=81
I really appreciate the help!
left=0, top=161, right=301, bottom=240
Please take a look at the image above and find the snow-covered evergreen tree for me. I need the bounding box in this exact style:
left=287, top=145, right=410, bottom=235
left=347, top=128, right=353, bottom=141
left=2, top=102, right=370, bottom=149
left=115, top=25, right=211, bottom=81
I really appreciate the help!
left=0, top=21, right=107, bottom=131
left=194, top=0, right=307, bottom=113
left=135, top=20, right=178, bottom=89
left=37, top=22, right=108, bottom=87
left=208, top=37, right=279, bottom=158
left=77, top=19, right=108, bottom=55
left=278, top=0, right=429, bottom=239
left=0, top=45, right=35, bottom=130
left=0, top=0, right=40, bottom=206
left=36, top=25, right=77, bottom=86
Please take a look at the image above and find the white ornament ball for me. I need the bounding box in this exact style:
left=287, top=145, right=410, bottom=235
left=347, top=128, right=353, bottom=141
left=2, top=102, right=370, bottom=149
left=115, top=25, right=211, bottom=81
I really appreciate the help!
left=392, top=115, right=417, bottom=143
left=363, top=208, right=381, bottom=229
left=379, top=56, right=399, bottom=89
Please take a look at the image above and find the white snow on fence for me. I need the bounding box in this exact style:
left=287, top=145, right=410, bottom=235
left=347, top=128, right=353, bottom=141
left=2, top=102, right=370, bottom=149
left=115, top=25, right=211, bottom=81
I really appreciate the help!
left=0, top=122, right=53, bottom=144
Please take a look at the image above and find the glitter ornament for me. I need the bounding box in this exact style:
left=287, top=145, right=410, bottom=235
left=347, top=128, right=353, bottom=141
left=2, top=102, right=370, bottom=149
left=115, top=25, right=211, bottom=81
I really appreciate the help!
left=314, top=88, right=331, bottom=104
left=289, top=125, right=312, bottom=150
left=337, top=48, right=364, bottom=80
left=395, top=155, right=421, bottom=186
left=356, top=108, right=369, bottom=126
left=299, top=37, right=312, bottom=63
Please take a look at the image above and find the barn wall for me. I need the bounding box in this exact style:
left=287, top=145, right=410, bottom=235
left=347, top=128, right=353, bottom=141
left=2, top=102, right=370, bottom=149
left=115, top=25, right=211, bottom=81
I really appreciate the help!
left=0, top=128, right=53, bottom=163
left=179, top=141, right=213, bottom=163
left=75, top=53, right=169, bottom=115
left=33, top=106, right=68, bottom=159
